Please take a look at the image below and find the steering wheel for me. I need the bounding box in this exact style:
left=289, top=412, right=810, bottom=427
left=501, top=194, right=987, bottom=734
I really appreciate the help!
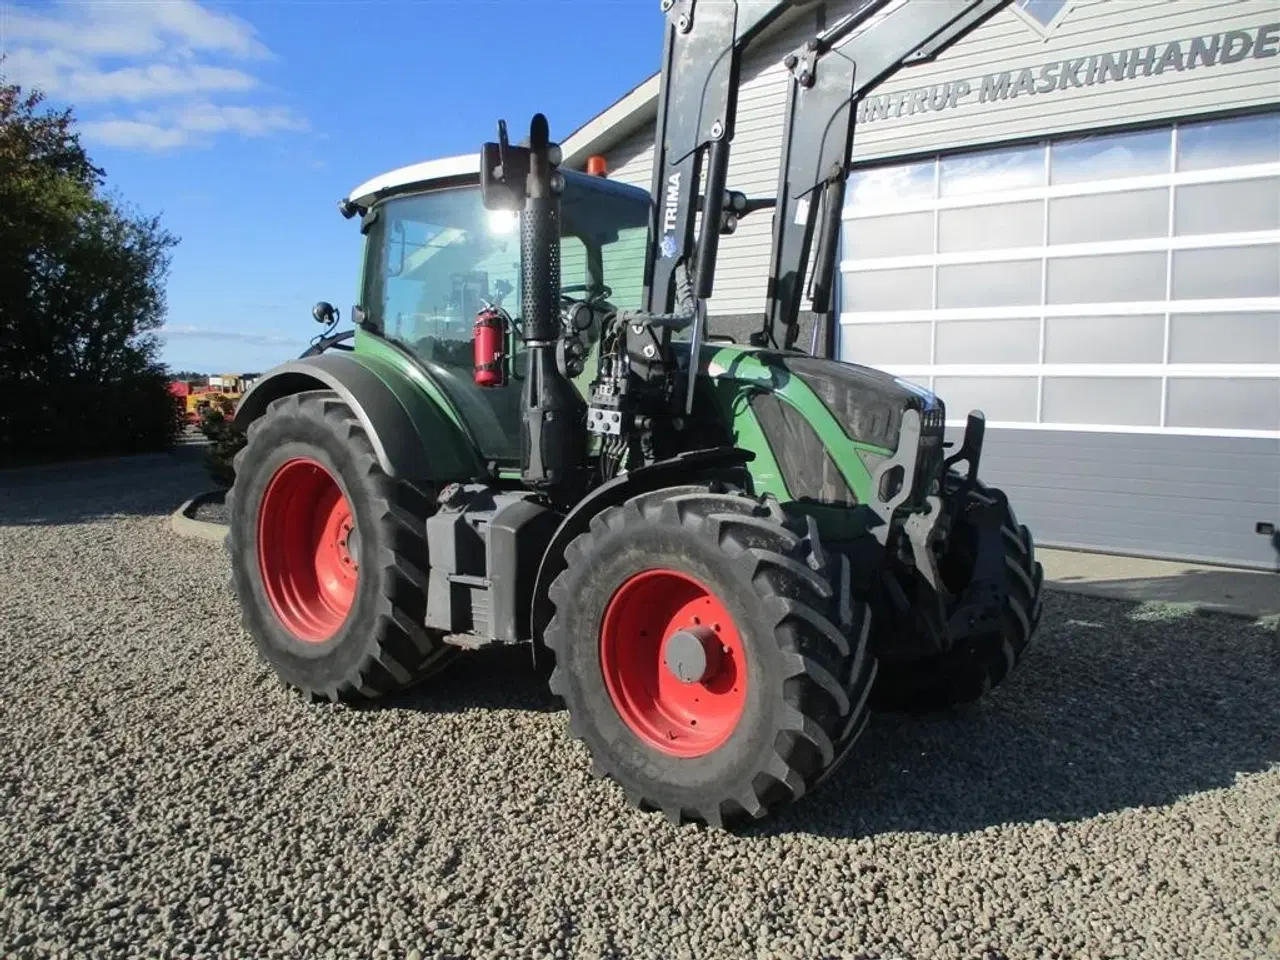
left=561, top=282, right=613, bottom=304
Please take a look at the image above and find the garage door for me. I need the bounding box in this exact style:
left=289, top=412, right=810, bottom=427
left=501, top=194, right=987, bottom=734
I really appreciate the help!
left=837, top=109, right=1280, bottom=570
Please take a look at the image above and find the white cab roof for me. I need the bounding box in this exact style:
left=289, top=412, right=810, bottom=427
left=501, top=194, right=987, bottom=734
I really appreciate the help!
left=345, top=153, right=478, bottom=209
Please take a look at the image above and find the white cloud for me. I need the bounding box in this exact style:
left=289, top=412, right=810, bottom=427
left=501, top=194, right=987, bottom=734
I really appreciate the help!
left=173, top=101, right=307, bottom=137
left=0, top=0, right=306, bottom=151
left=80, top=101, right=308, bottom=150
left=2, top=0, right=269, bottom=60
left=79, top=118, right=192, bottom=151
left=6, top=49, right=260, bottom=102
left=81, top=63, right=259, bottom=103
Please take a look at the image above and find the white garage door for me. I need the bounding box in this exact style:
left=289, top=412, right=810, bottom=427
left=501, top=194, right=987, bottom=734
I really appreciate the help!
left=837, top=109, right=1280, bottom=568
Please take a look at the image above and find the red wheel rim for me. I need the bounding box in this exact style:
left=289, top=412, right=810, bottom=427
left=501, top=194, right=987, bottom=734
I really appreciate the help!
left=256, top=457, right=358, bottom=643
left=599, top=569, right=747, bottom=758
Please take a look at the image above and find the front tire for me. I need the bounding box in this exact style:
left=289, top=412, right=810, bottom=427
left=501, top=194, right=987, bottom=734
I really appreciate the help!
left=543, top=485, right=876, bottom=828
left=226, top=390, right=455, bottom=703
left=870, top=478, right=1045, bottom=714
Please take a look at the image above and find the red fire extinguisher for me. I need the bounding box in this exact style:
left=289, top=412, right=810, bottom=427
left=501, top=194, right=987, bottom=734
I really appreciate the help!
left=473, top=306, right=507, bottom=388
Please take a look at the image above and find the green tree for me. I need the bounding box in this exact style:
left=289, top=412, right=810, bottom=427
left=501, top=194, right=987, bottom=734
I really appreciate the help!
left=0, top=65, right=185, bottom=464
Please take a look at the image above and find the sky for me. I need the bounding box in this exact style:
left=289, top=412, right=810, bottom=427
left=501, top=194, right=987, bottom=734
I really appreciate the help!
left=0, top=0, right=660, bottom=373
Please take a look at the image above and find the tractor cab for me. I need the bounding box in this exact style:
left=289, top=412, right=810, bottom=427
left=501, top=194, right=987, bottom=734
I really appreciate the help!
left=343, top=157, right=651, bottom=465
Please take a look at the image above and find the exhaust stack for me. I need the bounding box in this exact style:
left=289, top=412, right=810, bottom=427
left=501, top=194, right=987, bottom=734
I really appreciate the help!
left=480, top=115, right=587, bottom=499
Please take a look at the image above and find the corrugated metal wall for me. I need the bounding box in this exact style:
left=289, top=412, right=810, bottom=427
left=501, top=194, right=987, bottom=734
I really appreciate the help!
left=603, top=127, right=654, bottom=192
left=954, top=428, right=1280, bottom=570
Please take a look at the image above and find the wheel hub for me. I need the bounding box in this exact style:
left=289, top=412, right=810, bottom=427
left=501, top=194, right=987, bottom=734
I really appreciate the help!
left=599, top=569, right=747, bottom=759
left=256, top=457, right=359, bottom=644
left=336, top=519, right=359, bottom=572
left=663, top=625, right=723, bottom=684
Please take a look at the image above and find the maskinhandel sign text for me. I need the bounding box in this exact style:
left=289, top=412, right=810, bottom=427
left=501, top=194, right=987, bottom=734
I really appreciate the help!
left=856, top=21, right=1280, bottom=125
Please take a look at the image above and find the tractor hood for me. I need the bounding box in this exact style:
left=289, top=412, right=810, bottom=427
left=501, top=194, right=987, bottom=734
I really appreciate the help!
left=695, top=342, right=947, bottom=511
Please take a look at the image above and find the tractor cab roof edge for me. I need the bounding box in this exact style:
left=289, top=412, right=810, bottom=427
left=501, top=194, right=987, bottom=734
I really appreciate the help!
left=344, top=153, right=650, bottom=214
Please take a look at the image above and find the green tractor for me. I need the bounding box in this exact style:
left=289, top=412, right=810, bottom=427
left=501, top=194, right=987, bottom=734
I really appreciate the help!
left=226, top=0, right=1044, bottom=827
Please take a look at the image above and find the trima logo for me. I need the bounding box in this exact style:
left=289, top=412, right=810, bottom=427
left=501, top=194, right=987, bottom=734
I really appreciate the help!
left=662, top=171, right=681, bottom=233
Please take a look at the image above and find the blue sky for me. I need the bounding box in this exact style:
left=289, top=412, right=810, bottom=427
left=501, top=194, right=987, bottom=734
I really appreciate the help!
left=0, top=0, right=659, bottom=373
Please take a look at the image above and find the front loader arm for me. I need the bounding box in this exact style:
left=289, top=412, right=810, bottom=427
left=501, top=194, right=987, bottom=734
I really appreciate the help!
left=644, top=0, right=805, bottom=318
left=759, top=0, right=1012, bottom=354
left=632, top=0, right=1012, bottom=411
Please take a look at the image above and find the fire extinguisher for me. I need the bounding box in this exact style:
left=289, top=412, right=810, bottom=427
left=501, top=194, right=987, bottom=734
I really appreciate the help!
left=473, top=306, right=508, bottom=387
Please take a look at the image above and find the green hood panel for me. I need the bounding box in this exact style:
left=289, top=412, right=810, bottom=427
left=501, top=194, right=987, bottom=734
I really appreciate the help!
left=695, top=343, right=902, bottom=509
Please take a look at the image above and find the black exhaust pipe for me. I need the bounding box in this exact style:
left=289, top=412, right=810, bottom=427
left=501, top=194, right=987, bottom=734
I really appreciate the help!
left=479, top=115, right=588, bottom=499
left=516, top=115, right=587, bottom=497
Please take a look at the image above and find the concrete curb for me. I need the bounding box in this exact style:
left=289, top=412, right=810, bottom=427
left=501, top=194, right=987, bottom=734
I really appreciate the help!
left=1036, top=546, right=1277, bottom=623
left=170, top=490, right=229, bottom=543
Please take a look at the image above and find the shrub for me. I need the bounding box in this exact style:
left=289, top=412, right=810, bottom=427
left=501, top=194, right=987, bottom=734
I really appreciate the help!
left=199, top=407, right=247, bottom=488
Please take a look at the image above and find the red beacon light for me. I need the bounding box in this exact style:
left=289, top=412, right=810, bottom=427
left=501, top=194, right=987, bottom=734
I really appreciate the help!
left=586, top=154, right=608, bottom=177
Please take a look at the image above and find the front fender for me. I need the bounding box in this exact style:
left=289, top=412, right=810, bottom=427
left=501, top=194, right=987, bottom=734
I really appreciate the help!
left=528, top=446, right=756, bottom=654
left=235, top=352, right=486, bottom=485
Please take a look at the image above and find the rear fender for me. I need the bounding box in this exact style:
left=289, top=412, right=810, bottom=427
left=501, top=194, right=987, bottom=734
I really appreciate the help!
left=234, top=352, right=486, bottom=485
left=528, top=446, right=755, bottom=656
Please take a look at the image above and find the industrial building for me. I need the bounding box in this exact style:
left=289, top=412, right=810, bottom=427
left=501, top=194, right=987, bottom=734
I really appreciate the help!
left=559, top=0, right=1280, bottom=570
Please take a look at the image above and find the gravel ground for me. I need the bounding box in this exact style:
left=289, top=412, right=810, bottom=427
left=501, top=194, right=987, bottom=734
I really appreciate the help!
left=1, top=450, right=1277, bottom=960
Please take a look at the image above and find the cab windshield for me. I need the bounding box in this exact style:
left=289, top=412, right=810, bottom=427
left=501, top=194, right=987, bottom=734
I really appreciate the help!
left=358, top=178, right=649, bottom=462
left=361, top=179, right=649, bottom=353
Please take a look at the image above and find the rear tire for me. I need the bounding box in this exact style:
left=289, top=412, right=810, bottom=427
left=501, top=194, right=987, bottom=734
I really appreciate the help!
left=870, top=478, right=1044, bottom=714
left=226, top=390, right=456, bottom=703
left=543, top=485, right=876, bottom=828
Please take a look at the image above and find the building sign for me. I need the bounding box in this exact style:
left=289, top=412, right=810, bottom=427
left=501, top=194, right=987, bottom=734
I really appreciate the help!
left=856, top=21, right=1279, bottom=125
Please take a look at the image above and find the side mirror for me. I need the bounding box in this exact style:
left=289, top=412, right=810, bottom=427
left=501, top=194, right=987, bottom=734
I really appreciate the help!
left=481, top=119, right=530, bottom=212
left=312, top=301, right=338, bottom=325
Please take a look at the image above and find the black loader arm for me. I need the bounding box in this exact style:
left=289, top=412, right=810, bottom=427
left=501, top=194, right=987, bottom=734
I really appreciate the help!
left=643, top=0, right=812, bottom=319
left=758, top=0, right=1012, bottom=354
left=620, top=0, right=1013, bottom=420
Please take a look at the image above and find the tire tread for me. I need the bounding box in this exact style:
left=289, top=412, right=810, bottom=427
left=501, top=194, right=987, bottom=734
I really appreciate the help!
left=226, top=389, right=456, bottom=703
left=543, top=485, right=877, bottom=828
left=871, top=477, right=1045, bottom=713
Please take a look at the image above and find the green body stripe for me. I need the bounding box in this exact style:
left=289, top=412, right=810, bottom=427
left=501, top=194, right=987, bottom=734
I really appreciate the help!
left=354, top=331, right=472, bottom=438
left=705, top=377, right=790, bottom=501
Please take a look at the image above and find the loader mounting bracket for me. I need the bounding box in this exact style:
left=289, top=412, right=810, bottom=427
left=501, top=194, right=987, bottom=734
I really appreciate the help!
left=944, top=410, right=987, bottom=497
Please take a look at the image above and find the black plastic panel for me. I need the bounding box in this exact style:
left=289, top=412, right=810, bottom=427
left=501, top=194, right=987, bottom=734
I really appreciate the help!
left=488, top=497, right=561, bottom=643
left=781, top=354, right=946, bottom=505
left=748, top=391, right=858, bottom=506
left=782, top=354, right=921, bottom=449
